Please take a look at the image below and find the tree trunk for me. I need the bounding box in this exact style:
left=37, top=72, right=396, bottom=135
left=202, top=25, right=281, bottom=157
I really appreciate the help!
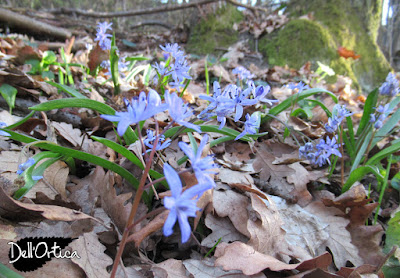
left=275, top=0, right=392, bottom=91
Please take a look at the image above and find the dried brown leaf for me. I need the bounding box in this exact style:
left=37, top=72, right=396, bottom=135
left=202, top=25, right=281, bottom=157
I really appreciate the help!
left=201, top=213, right=248, bottom=248
left=70, top=231, right=113, bottom=278
left=213, top=188, right=250, bottom=237
left=0, top=186, right=98, bottom=223
left=247, top=194, right=309, bottom=261
left=151, top=258, right=187, bottom=278
left=215, top=242, right=299, bottom=275
left=304, top=201, right=363, bottom=268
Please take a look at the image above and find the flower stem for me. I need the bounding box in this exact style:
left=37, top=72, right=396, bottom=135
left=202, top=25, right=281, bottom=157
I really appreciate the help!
left=110, top=123, right=161, bottom=278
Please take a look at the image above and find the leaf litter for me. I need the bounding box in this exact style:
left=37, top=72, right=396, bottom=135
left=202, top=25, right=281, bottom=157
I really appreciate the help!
left=0, top=9, right=394, bottom=277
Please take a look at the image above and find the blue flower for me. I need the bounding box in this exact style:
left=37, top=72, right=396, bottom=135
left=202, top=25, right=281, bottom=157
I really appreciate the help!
left=299, top=136, right=342, bottom=167
left=160, top=43, right=184, bottom=60
left=325, top=104, right=353, bottom=133
left=232, top=66, right=255, bottom=81
left=178, top=134, right=218, bottom=186
left=163, top=163, right=212, bottom=243
left=164, top=91, right=201, bottom=133
left=0, top=122, right=11, bottom=137
left=94, top=21, right=112, bottom=51
left=379, top=72, right=399, bottom=97
left=287, top=81, right=310, bottom=94
left=235, top=113, right=260, bottom=140
left=251, top=82, right=278, bottom=106
left=17, top=158, right=43, bottom=180
left=101, top=90, right=167, bottom=136
left=157, top=43, right=191, bottom=90
left=315, top=136, right=342, bottom=167
left=369, top=104, right=392, bottom=129
left=143, top=129, right=171, bottom=152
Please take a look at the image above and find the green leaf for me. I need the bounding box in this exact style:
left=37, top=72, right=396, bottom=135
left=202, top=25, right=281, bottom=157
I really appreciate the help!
left=30, top=98, right=115, bottom=114
left=46, top=81, right=86, bottom=99
left=125, top=56, right=149, bottom=62
left=122, top=39, right=137, bottom=48
left=91, top=136, right=165, bottom=187
left=351, top=131, right=372, bottom=172
left=357, top=88, right=378, bottom=136
left=143, top=64, right=152, bottom=86
left=110, top=34, right=120, bottom=95
left=5, top=130, right=144, bottom=201
left=366, top=141, right=400, bottom=166
left=7, top=111, right=34, bottom=129
left=0, top=262, right=25, bottom=278
left=26, top=59, right=41, bottom=74
left=373, top=100, right=400, bottom=146
left=262, top=88, right=338, bottom=123
left=342, top=165, right=383, bottom=193
left=0, top=84, right=17, bottom=113
left=42, top=50, right=57, bottom=65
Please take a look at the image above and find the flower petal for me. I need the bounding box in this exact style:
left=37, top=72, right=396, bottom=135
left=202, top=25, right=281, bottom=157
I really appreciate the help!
left=177, top=211, right=191, bottom=243
left=163, top=209, right=177, bottom=237
left=163, top=163, right=182, bottom=198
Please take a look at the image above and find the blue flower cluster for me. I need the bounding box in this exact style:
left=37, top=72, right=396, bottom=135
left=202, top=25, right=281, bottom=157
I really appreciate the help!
left=94, top=21, right=112, bottom=51
left=232, top=66, right=255, bottom=81
left=100, top=90, right=167, bottom=136
left=299, top=135, right=342, bottom=167
left=198, top=80, right=276, bottom=132
left=143, top=129, right=171, bottom=153
left=369, top=104, right=392, bottom=129
left=379, top=72, right=399, bottom=97
left=325, top=104, right=353, bottom=133
left=286, top=81, right=310, bottom=94
left=154, top=43, right=191, bottom=90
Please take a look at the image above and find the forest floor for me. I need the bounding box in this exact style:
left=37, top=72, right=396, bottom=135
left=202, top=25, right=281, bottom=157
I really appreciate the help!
left=0, top=5, right=399, bottom=278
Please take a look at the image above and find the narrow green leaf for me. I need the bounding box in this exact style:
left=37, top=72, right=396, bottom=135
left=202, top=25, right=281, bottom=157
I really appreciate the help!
left=91, top=136, right=165, bottom=186
left=110, top=34, right=120, bottom=95
left=46, top=81, right=86, bottom=99
left=0, top=262, right=25, bottom=278
left=125, top=56, right=149, bottom=62
left=357, top=88, right=378, bottom=136
left=306, top=99, right=332, bottom=118
left=5, top=130, right=144, bottom=199
left=30, top=98, right=115, bottom=114
left=351, top=131, right=372, bottom=172
left=342, top=165, right=383, bottom=193
left=7, top=111, right=34, bottom=129
left=262, top=88, right=338, bottom=123
left=367, top=141, right=400, bottom=166
left=373, top=104, right=400, bottom=146
left=0, top=83, right=17, bottom=113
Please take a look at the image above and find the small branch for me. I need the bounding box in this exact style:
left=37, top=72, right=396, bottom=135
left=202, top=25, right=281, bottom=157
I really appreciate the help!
left=225, top=0, right=268, bottom=13
left=49, top=0, right=219, bottom=18
left=0, top=8, right=71, bottom=39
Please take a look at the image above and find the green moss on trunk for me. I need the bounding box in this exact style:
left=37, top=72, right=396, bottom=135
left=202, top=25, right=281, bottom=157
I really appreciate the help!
left=260, top=0, right=391, bottom=92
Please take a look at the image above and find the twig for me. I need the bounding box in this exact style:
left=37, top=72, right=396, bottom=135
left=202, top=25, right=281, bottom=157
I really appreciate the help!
left=49, top=0, right=219, bottom=18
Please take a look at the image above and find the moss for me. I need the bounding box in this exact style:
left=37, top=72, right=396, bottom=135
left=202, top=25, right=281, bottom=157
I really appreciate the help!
left=186, top=5, right=243, bottom=55
left=276, top=0, right=392, bottom=92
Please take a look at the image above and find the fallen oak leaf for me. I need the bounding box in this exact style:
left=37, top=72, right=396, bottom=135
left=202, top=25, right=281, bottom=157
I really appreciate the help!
left=201, top=213, right=248, bottom=248
left=214, top=241, right=299, bottom=275
left=0, top=186, right=101, bottom=223
left=70, top=231, right=113, bottom=278
left=151, top=258, right=187, bottom=278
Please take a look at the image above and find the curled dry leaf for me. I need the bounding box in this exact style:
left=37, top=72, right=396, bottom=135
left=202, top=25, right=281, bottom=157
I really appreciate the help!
left=304, top=201, right=363, bottom=268
left=321, top=184, right=385, bottom=266
left=215, top=241, right=299, bottom=275
left=0, top=186, right=99, bottom=223
left=247, top=193, right=310, bottom=261
left=70, top=231, right=113, bottom=278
